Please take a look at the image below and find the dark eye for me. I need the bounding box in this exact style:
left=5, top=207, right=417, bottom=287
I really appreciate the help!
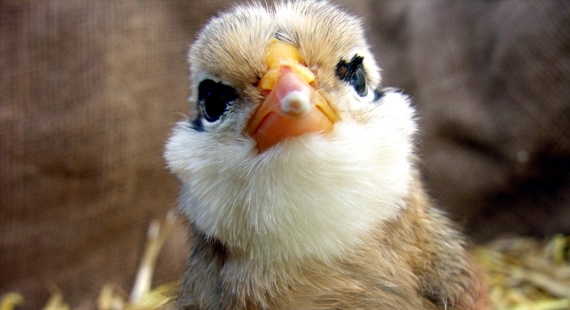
left=351, top=68, right=368, bottom=97
left=198, top=79, right=239, bottom=122
left=335, top=55, right=368, bottom=97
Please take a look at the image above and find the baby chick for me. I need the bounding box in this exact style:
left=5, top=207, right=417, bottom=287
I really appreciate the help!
left=165, top=1, right=490, bottom=309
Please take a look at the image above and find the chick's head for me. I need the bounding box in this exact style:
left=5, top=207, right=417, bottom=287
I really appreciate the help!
left=165, top=1, right=417, bottom=262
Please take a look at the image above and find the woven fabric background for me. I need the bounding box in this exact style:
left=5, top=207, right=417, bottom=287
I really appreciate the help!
left=1, top=1, right=569, bottom=308
left=367, top=1, right=570, bottom=241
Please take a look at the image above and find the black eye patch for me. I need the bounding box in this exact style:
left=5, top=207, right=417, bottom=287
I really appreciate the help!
left=335, top=55, right=368, bottom=97
left=373, top=88, right=385, bottom=101
left=335, top=55, right=364, bottom=82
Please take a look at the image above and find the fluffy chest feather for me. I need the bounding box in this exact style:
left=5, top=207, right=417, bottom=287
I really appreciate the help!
left=166, top=92, right=416, bottom=265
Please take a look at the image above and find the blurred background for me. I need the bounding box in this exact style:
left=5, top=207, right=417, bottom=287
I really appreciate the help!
left=1, top=0, right=569, bottom=308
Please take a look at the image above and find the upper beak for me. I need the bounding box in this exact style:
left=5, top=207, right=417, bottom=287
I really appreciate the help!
left=246, top=40, right=339, bottom=152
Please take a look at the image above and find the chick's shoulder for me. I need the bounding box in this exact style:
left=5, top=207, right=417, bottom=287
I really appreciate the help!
left=165, top=1, right=491, bottom=309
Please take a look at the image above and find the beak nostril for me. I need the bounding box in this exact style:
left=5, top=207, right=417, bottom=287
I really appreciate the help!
left=280, top=91, right=310, bottom=115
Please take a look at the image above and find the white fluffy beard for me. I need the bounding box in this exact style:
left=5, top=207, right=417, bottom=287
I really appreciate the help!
left=165, top=91, right=416, bottom=267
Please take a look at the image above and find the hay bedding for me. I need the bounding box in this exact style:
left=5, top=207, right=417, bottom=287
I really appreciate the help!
left=2, top=212, right=570, bottom=310
left=474, top=235, right=570, bottom=310
left=1, top=212, right=178, bottom=310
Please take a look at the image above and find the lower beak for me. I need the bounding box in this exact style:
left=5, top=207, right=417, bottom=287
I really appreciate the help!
left=246, top=68, right=338, bottom=152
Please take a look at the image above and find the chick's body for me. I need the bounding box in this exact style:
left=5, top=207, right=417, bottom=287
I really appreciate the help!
left=165, top=1, right=490, bottom=309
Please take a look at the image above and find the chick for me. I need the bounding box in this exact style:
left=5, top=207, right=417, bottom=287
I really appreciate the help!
left=165, top=1, right=490, bottom=309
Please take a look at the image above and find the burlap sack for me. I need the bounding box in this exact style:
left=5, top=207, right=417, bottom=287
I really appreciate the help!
left=0, top=1, right=232, bottom=308
left=366, top=1, right=570, bottom=241
left=1, top=1, right=568, bottom=308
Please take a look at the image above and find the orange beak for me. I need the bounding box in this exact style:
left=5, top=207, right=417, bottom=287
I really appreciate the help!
left=246, top=40, right=339, bottom=152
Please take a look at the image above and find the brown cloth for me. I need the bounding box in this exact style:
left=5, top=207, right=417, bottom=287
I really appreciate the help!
left=1, top=1, right=569, bottom=308
left=366, top=1, right=570, bottom=241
